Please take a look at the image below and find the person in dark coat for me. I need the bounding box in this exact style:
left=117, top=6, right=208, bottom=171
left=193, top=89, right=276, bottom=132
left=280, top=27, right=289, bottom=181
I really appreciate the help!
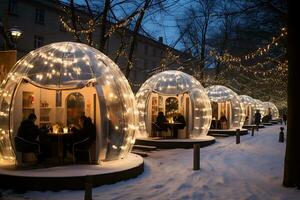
left=155, top=112, right=168, bottom=132
left=68, top=116, right=96, bottom=162
left=282, top=113, right=287, bottom=125
left=17, top=113, right=46, bottom=161
left=254, top=110, right=262, bottom=131
left=210, top=117, right=217, bottom=129
left=219, top=114, right=228, bottom=129
left=86, top=117, right=96, bottom=143
left=17, top=113, right=41, bottom=142
left=71, top=116, right=89, bottom=142
left=173, top=113, right=186, bottom=138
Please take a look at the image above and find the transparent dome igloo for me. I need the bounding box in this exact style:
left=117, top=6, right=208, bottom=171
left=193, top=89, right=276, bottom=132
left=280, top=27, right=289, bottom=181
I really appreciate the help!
left=263, top=102, right=279, bottom=119
left=206, top=85, right=244, bottom=129
left=254, top=99, right=266, bottom=116
left=239, top=95, right=256, bottom=125
left=136, top=70, right=212, bottom=139
left=0, top=42, right=137, bottom=165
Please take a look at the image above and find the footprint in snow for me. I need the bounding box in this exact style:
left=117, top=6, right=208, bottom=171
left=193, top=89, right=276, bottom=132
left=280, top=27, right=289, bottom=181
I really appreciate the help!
left=177, top=183, right=192, bottom=191
left=152, top=184, right=164, bottom=189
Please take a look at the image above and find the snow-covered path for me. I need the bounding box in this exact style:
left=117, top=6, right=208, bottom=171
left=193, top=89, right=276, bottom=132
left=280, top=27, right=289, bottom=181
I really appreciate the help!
left=2, top=124, right=300, bottom=200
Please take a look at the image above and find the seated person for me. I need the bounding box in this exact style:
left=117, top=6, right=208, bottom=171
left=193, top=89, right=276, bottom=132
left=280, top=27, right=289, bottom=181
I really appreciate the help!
left=16, top=113, right=46, bottom=161
left=245, top=116, right=249, bottom=123
left=68, top=116, right=96, bottom=161
left=18, top=113, right=41, bottom=142
left=219, top=114, right=228, bottom=129
left=86, top=117, right=96, bottom=143
left=210, top=117, right=217, bottom=129
left=262, top=115, right=270, bottom=123
left=268, top=114, right=272, bottom=121
left=155, top=112, right=168, bottom=132
left=71, top=116, right=89, bottom=141
left=173, top=113, right=186, bottom=139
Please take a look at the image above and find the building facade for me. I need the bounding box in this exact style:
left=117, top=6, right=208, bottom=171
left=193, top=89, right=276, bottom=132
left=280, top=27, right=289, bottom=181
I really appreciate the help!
left=0, top=0, right=195, bottom=92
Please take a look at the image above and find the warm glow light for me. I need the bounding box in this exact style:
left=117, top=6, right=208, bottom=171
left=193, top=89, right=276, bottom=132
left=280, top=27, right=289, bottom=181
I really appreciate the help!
left=0, top=42, right=138, bottom=165
left=11, top=30, right=22, bottom=37
left=206, top=85, right=245, bottom=129
left=136, top=70, right=212, bottom=139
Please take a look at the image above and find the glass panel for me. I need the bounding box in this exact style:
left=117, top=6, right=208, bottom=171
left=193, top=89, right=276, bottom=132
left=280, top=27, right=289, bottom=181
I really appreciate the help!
left=22, top=91, right=35, bottom=120
left=151, top=96, right=158, bottom=122
left=165, top=97, right=178, bottom=121
left=66, top=92, right=85, bottom=126
left=56, top=90, right=62, bottom=107
left=136, top=70, right=212, bottom=139
left=206, top=85, right=244, bottom=129
left=212, top=102, right=218, bottom=119
left=0, top=42, right=138, bottom=165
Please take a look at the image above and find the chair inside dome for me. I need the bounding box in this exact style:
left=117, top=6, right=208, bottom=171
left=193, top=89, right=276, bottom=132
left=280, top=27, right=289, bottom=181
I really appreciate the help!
left=0, top=42, right=137, bottom=167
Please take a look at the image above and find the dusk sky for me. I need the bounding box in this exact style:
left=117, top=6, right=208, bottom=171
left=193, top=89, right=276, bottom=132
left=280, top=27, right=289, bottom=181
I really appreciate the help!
left=72, top=0, right=196, bottom=49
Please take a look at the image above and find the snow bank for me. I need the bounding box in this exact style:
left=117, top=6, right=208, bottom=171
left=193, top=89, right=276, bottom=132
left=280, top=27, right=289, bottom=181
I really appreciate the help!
left=2, top=124, right=299, bottom=200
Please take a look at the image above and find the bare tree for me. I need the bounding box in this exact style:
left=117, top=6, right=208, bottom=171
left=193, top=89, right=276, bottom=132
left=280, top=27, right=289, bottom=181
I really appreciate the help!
left=60, top=0, right=175, bottom=79
left=60, top=0, right=140, bottom=50
left=177, top=0, right=216, bottom=81
left=124, top=0, right=179, bottom=78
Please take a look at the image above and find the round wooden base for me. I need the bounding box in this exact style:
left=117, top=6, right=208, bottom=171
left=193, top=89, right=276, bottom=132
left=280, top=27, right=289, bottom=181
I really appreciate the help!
left=135, top=136, right=215, bottom=149
left=208, top=128, right=248, bottom=137
left=0, top=153, right=144, bottom=191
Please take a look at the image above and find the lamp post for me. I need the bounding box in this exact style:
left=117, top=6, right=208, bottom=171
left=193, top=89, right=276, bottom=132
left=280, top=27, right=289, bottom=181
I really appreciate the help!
left=8, top=26, right=23, bottom=49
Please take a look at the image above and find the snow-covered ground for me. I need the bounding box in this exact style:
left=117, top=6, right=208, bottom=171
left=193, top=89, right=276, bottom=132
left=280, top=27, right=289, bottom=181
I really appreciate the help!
left=2, top=124, right=299, bottom=200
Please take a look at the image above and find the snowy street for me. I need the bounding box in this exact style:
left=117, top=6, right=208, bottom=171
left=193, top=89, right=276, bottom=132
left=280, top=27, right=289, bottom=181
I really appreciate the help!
left=2, top=124, right=299, bottom=200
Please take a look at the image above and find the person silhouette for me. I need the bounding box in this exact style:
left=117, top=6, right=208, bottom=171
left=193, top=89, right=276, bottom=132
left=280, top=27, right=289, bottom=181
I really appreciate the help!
left=220, top=113, right=228, bottom=129
left=155, top=112, right=168, bottom=132
left=172, top=112, right=186, bottom=138
left=254, top=110, right=262, bottom=131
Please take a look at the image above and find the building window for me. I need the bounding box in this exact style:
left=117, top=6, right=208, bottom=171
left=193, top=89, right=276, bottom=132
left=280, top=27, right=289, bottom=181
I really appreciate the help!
left=144, top=45, right=148, bottom=55
left=34, top=35, right=44, bottom=48
left=35, top=8, right=45, bottom=25
left=8, top=0, right=18, bottom=14
left=144, top=59, right=148, bottom=69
